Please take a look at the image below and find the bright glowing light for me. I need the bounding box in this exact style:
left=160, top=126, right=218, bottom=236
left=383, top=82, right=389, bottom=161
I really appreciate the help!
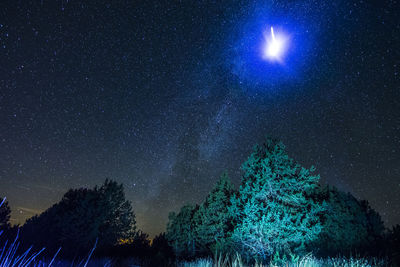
left=262, top=26, right=288, bottom=62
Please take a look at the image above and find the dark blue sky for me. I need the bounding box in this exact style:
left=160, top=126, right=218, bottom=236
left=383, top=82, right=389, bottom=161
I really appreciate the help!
left=0, top=0, right=399, bottom=236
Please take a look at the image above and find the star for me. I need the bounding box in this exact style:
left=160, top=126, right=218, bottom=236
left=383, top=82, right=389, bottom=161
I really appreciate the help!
left=262, top=26, right=288, bottom=62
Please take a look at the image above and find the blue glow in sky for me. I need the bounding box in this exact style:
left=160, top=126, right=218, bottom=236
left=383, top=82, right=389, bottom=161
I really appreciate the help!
left=228, top=4, right=318, bottom=88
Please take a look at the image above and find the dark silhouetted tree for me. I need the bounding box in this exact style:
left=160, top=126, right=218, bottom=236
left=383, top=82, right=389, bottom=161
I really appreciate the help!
left=131, top=230, right=151, bottom=252
left=151, top=232, right=174, bottom=264
left=229, top=138, right=325, bottom=261
left=315, top=186, right=385, bottom=256
left=21, top=179, right=136, bottom=257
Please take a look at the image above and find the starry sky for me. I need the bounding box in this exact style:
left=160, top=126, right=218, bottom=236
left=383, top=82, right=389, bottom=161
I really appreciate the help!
left=0, top=0, right=399, bottom=237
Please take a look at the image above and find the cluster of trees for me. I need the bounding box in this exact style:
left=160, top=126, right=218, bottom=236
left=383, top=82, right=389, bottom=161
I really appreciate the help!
left=166, top=172, right=234, bottom=258
left=20, top=180, right=136, bottom=256
left=166, top=138, right=396, bottom=263
left=0, top=137, right=399, bottom=265
left=14, top=180, right=136, bottom=258
left=0, top=180, right=175, bottom=265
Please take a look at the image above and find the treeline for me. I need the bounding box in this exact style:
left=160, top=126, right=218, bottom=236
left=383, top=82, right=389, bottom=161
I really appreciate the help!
left=0, top=180, right=174, bottom=265
left=0, top=138, right=399, bottom=266
left=165, top=138, right=400, bottom=264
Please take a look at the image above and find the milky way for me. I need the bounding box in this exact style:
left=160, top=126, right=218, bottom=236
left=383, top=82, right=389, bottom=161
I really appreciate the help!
left=0, top=0, right=399, bottom=236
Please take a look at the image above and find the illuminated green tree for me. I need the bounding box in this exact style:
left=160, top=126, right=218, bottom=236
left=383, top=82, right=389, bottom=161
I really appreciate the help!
left=166, top=204, right=199, bottom=258
left=230, top=138, right=325, bottom=261
left=193, top=172, right=235, bottom=254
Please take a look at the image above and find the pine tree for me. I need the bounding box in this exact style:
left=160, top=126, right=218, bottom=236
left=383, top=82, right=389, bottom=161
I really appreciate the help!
left=230, top=138, right=325, bottom=261
left=193, top=172, right=235, bottom=254
left=166, top=204, right=199, bottom=258
left=315, top=186, right=384, bottom=256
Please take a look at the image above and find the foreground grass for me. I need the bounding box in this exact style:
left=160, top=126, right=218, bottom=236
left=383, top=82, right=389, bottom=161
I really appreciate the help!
left=0, top=197, right=97, bottom=267
left=179, top=254, right=387, bottom=267
left=0, top=234, right=97, bottom=267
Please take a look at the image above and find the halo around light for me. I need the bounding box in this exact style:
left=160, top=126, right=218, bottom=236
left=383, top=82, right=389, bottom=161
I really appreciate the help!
left=229, top=12, right=313, bottom=86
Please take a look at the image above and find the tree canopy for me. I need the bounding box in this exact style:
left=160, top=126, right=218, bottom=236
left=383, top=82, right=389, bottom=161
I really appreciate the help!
left=166, top=204, right=199, bottom=258
left=21, top=179, right=136, bottom=257
left=166, top=172, right=236, bottom=258
left=165, top=137, right=388, bottom=263
left=229, top=138, right=325, bottom=260
left=315, top=185, right=384, bottom=255
left=193, top=172, right=235, bottom=254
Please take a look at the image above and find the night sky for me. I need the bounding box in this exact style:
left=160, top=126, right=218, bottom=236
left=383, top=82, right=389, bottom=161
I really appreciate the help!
left=0, top=0, right=399, bottom=237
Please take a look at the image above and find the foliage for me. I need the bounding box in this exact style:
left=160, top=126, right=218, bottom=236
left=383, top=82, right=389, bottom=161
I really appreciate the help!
left=193, top=172, right=236, bottom=255
left=229, top=138, right=325, bottom=261
left=314, top=186, right=385, bottom=256
left=166, top=173, right=236, bottom=258
left=167, top=137, right=389, bottom=262
left=20, top=179, right=136, bottom=257
left=1, top=138, right=390, bottom=265
left=166, top=204, right=199, bottom=258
